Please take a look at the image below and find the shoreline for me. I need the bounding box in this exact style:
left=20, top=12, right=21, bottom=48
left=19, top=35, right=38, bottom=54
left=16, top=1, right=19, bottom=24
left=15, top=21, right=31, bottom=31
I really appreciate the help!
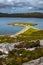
left=0, top=25, right=40, bottom=37
left=10, top=25, right=39, bottom=38
left=0, top=22, right=40, bottom=37
left=10, top=25, right=31, bottom=37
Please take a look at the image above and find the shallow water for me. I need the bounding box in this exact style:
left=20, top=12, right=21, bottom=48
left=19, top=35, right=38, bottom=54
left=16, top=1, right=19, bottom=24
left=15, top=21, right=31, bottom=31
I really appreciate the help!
left=0, top=17, right=43, bottom=35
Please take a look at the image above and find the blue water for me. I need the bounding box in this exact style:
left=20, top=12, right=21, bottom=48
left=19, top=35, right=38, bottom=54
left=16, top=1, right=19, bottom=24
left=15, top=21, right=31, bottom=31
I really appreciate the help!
left=0, top=18, right=43, bottom=35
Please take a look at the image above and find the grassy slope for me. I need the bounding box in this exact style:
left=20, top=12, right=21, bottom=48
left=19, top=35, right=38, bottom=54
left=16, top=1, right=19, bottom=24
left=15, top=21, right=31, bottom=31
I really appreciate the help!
left=31, top=30, right=43, bottom=39
left=17, top=28, right=43, bottom=41
left=21, top=28, right=38, bottom=35
left=0, top=36, right=15, bottom=43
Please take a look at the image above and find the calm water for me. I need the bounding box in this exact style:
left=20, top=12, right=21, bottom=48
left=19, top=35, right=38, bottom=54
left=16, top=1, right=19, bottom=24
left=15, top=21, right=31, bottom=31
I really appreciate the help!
left=0, top=18, right=43, bottom=35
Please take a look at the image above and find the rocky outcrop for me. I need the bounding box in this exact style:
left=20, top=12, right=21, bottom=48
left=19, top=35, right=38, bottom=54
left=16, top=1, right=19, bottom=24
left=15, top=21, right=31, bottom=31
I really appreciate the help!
left=23, top=57, right=43, bottom=65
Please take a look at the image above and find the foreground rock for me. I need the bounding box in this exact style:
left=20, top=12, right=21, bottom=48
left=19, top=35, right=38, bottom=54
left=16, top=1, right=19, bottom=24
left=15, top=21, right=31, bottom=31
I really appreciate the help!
left=23, top=57, right=43, bottom=65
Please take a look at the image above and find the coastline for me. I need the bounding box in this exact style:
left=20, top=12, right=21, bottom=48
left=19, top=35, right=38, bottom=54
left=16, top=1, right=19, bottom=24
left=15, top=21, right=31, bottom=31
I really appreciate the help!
left=10, top=25, right=31, bottom=37
left=0, top=22, right=40, bottom=37
left=10, top=25, right=39, bottom=38
left=0, top=25, right=39, bottom=37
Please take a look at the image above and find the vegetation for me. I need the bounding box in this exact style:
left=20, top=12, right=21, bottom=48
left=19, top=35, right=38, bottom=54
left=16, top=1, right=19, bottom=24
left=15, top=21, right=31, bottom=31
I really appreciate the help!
left=16, top=28, right=43, bottom=41
left=8, top=22, right=37, bottom=26
left=0, top=12, right=43, bottom=18
left=1, top=48, right=43, bottom=65
left=0, top=36, right=15, bottom=43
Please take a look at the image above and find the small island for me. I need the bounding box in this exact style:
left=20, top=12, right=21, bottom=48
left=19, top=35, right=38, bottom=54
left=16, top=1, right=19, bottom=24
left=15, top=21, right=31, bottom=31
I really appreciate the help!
left=8, top=22, right=37, bottom=26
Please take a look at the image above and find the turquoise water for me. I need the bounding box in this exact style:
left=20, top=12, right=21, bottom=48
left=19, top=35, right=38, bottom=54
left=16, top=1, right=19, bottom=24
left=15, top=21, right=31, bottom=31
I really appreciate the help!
left=0, top=18, right=43, bottom=35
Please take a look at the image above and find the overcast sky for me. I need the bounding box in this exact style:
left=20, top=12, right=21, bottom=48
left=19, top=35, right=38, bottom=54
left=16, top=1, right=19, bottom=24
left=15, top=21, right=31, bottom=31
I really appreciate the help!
left=0, top=0, right=43, bottom=3
left=0, top=0, right=43, bottom=7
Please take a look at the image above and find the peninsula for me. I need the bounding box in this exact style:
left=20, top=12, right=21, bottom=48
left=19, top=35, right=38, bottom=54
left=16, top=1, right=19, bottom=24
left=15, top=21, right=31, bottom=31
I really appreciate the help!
left=8, top=22, right=38, bottom=37
left=0, top=22, right=43, bottom=43
left=8, top=22, right=43, bottom=41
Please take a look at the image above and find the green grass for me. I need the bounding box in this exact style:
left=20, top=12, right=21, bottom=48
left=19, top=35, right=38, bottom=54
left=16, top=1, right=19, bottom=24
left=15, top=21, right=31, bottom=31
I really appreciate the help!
left=16, top=28, right=43, bottom=41
left=21, top=28, right=38, bottom=35
left=30, top=30, right=43, bottom=39
left=0, top=36, right=15, bottom=43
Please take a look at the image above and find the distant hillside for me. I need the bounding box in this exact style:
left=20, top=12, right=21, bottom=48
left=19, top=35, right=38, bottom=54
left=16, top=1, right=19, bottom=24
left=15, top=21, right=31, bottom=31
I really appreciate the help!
left=0, top=12, right=43, bottom=18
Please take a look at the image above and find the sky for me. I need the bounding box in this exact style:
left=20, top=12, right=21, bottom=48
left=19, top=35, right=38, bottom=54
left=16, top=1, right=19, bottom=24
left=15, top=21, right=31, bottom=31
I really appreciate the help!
left=0, top=0, right=43, bottom=13
left=0, top=0, right=43, bottom=5
left=0, top=0, right=43, bottom=8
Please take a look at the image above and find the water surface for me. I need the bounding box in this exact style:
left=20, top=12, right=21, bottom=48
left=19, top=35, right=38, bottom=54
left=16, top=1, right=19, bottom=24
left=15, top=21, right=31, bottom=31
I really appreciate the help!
left=0, top=18, right=43, bottom=35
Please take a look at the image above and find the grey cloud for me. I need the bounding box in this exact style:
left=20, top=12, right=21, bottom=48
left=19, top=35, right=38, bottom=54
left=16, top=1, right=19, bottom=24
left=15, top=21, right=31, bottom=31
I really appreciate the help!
left=0, top=0, right=43, bottom=9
